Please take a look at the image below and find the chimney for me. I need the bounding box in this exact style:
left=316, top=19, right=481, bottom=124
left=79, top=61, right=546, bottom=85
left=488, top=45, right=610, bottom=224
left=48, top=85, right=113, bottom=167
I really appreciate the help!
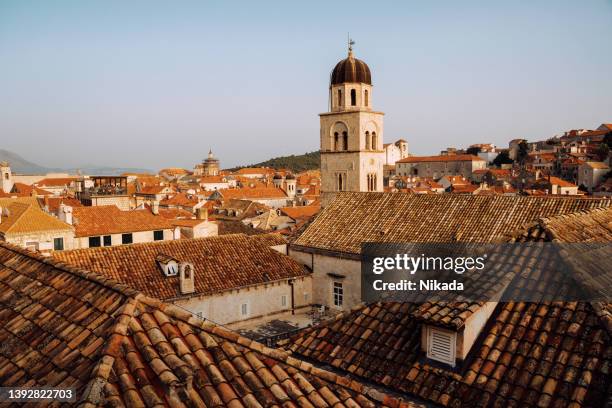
left=196, top=207, right=208, bottom=221
left=59, top=204, right=73, bottom=225
left=152, top=200, right=160, bottom=215
left=179, top=262, right=195, bottom=295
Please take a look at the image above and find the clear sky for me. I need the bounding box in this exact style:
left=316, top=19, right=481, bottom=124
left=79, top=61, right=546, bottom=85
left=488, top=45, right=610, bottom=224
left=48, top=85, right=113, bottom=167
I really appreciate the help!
left=1, top=1, right=611, bottom=170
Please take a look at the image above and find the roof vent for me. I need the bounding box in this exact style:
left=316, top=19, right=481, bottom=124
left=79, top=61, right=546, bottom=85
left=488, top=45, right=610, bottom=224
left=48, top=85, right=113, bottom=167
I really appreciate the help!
left=426, top=327, right=456, bottom=366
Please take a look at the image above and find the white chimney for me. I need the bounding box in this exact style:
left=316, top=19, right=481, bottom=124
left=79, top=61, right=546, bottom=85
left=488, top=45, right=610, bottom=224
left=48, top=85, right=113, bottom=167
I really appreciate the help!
left=152, top=200, right=160, bottom=215
left=59, top=204, right=73, bottom=225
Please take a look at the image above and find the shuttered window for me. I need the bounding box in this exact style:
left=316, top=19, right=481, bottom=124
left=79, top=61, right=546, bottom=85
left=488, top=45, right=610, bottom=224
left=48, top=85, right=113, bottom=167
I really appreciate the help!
left=427, top=327, right=456, bottom=366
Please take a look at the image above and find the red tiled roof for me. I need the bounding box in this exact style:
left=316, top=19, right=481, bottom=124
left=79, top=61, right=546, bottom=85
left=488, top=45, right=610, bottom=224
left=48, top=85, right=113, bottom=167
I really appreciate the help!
left=54, top=234, right=307, bottom=299
left=548, top=176, right=577, bottom=188
left=0, top=202, right=73, bottom=235
left=72, top=205, right=173, bottom=237
left=137, top=185, right=170, bottom=195
left=160, top=192, right=199, bottom=207
left=279, top=204, right=321, bottom=220
left=35, top=177, right=78, bottom=187
left=200, top=175, right=227, bottom=183
left=292, top=193, right=611, bottom=255
left=1, top=241, right=418, bottom=407
left=215, top=186, right=287, bottom=200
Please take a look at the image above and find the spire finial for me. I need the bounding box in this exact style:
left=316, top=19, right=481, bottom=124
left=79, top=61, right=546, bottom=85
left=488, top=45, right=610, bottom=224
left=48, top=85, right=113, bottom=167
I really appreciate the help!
left=348, top=34, right=355, bottom=57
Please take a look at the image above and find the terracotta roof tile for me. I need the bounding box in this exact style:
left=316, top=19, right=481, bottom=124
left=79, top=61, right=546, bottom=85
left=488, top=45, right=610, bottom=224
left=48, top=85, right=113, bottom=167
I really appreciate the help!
left=54, top=234, right=304, bottom=299
left=0, top=202, right=73, bottom=235
left=72, top=205, right=173, bottom=237
left=293, top=193, right=610, bottom=255
left=0, top=241, right=419, bottom=407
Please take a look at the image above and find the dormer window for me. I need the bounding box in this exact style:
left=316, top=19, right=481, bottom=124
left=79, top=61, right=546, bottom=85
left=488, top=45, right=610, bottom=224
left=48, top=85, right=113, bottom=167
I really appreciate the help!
left=156, top=254, right=179, bottom=276
left=426, top=326, right=456, bottom=366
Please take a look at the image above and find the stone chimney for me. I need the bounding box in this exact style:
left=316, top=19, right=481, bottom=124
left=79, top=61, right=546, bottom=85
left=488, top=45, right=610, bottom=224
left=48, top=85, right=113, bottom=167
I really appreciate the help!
left=196, top=207, right=208, bottom=221
left=152, top=200, right=160, bottom=215
left=179, top=262, right=195, bottom=295
left=59, top=204, right=73, bottom=225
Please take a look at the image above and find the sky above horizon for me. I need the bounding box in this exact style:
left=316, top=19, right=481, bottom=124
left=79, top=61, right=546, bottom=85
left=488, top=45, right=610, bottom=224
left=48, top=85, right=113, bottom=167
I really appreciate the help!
left=1, top=1, right=611, bottom=171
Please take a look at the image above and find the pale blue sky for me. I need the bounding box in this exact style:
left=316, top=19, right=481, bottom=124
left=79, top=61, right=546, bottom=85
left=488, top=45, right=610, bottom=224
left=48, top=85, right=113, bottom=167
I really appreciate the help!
left=1, top=1, right=611, bottom=170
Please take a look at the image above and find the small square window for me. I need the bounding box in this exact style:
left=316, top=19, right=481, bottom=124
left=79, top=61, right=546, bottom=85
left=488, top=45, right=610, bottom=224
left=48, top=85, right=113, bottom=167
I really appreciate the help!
left=121, top=233, right=133, bottom=245
left=53, top=237, right=64, bottom=251
left=89, top=236, right=101, bottom=248
left=153, top=230, right=164, bottom=241
left=103, top=235, right=112, bottom=246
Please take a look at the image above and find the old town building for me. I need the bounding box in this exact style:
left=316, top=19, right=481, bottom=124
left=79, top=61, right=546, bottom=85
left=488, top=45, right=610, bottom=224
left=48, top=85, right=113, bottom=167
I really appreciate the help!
left=54, top=234, right=312, bottom=327
left=193, top=149, right=221, bottom=176
left=320, top=44, right=385, bottom=205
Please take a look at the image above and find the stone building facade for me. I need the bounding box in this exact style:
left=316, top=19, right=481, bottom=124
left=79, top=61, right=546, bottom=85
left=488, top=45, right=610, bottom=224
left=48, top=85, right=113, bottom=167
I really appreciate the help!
left=194, top=150, right=220, bottom=176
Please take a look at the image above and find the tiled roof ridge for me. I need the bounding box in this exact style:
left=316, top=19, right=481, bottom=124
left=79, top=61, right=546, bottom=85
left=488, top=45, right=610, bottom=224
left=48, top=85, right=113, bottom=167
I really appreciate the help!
left=538, top=205, right=612, bottom=235
left=0, top=240, right=140, bottom=298
left=136, top=296, right=412, bottom=407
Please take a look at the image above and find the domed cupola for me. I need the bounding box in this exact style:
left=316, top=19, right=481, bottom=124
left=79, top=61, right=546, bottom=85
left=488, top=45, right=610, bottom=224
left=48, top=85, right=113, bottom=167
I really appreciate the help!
left=330, top=49, right=372, bottom=86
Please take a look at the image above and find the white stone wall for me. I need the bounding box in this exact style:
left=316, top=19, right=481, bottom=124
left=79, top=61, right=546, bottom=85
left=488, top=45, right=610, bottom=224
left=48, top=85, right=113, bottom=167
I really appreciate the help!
left=396, top=159, right=486, bottom=179
left=3, top=229, right=75, bottom=251
left=179, top=222, right=218, bottom=238
left=75, top=228, right=175, bottom=248
left=173, top=276, right=312, bottom=325
left=289, top=248, right=361, bottom=311
left=91, top=196, right=131, bottom=211
left=200, top=182, right=230, bottom=191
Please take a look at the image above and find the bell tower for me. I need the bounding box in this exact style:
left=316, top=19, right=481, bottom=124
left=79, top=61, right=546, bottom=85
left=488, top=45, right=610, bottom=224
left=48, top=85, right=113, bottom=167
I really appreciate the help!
left=0, top=161, right=14, bottom=194
left=320, top=41, right=384, bottom=206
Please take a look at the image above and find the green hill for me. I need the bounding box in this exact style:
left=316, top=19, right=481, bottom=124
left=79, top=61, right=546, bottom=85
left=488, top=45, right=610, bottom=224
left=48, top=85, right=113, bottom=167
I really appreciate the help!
left=232, top=151, right=320, bottom=173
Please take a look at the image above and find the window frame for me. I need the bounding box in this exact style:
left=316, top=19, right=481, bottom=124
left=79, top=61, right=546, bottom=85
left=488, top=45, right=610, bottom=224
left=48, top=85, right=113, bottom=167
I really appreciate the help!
left=103, top=235, right=112, bottom=246
left=333, top=281, right=344, bottom=307
left=121, top=233, right=133, bottom=245
left=88, top=236, right=101, bottom=248
left=53, top=237, right=64, bottom=251
left=153, top=230, right=164, bottom=241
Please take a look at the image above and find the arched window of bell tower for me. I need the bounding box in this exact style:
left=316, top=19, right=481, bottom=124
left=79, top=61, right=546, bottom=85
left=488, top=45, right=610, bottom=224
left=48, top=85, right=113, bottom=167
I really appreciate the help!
left=365, top=131, right=371, bottom=150
left=333, top=132, right=339, bottom=151
left=371, top=132, right=377, bottom=150
left=350, top=89, right=356, bottom=106
left=342, top=132, right=348, bottom=151
left=337, top=89, right=342, bottom=108
left=364, top=90, right=369, bottom=106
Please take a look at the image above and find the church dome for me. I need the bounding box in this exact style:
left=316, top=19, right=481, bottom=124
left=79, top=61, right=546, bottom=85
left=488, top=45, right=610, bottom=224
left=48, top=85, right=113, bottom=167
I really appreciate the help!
left=285, top=173, right=296, bottom=180
left=330, top=50, right=371, bottom=86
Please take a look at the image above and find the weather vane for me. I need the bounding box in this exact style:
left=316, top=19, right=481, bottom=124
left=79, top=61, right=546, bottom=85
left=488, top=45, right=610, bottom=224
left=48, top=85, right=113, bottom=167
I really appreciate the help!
left=348, top=33, right=355, bottom=52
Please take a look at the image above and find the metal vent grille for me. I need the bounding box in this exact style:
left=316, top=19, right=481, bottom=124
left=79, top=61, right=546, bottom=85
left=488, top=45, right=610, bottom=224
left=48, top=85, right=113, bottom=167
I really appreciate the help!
left=427, top=327, right=456, bottom=366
